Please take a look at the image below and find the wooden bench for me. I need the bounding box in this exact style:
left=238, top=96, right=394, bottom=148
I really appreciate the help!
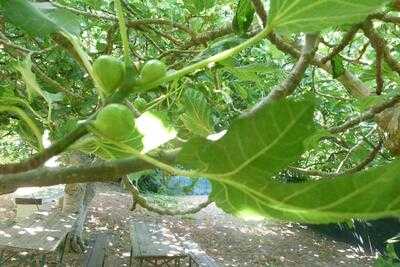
left=0, top=211, right=76, bottom=266
left=83, top=232, right=112, bottom=267
left=129, top=222, right=220, bottom=267
left=188, top=251, right=220, bottom=267
left=130, top=222, right=187, bottom=266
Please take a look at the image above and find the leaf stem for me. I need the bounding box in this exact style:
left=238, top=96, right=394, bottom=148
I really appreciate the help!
left=63, top=33, right=106, bottom=103
left=114, top=0, right=130, bottom=66
left=138, top=25, right=273, bottom=91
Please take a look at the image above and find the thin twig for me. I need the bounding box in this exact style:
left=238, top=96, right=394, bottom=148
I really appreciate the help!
left=248, top=33, right=319, bottom=114
left=321, top=24, right=361, bottom=64
left=328, top=95, right=400, bottom=134
left=289, top=140, right=382, bottom=178
left=362, top=20, right=400, bottom=76
left=50, top=1, right=194, bottom=36
left=375, top=44, right=384, bottom=95
left=251, top=0, right=267, bottom=27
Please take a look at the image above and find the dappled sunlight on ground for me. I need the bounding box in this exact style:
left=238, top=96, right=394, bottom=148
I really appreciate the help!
left=84, top=186, right=376, bottom=267
left=0, top=184, right=378, bottom=266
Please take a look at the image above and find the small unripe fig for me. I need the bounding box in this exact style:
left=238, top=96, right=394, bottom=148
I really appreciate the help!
left=137, top=59, right=167, bottom=85
left=93, top=103, right=135, bottom=140
left=93, top=55, right=125, bottom=94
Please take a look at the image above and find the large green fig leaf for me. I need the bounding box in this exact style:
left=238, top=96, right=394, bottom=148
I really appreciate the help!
left=178, top=97, right=400, bottom=223
left=211, top=160, right=400, bottom=223
left=179, top=98, right=315, bottom=179
left=72, top=134, right=143, bottom=160
left=180, top=89, right=213, bottom=137
left=2, top=0, right=80, bottom=37
left=14, top=56, right=53, bottom=122
left=233, top=0, right=255, bottom=35
left=268, top=0, right=390, bottom=34
left=183, top=0, right=215, bottom=13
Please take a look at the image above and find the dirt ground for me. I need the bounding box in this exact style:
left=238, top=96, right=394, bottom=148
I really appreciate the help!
left=75, top=184, right=376, bottom=266
left=2, top=184, right=377, bottom=266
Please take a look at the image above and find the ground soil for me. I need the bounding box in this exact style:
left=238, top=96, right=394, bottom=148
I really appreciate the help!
left=1, top=184, right=377, bottom=266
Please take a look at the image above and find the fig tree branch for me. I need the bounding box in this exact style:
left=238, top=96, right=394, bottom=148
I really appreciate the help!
left=328, top=95, right=400, bottom=134
left=180, top=25, right=233, bottom=50
left=362, top=20, right=400, bottom=76
left=0, top=150, right=178, bottom=196
left=320, top=24, right=361, bottom=64
left=335, top=128, right=376, bottom=173
left=49, top=1, right=194, bottom=36
left=248, top=33, right=320, bottom=114
left=251, top=0, right=267, bottom=27
left=262, top=28, right=372, bottom=98
left=0, top=123, right=89, bottom=174
left=250, top=0, right=371, bottom=98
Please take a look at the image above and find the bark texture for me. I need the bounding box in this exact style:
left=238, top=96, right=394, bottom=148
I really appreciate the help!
left=61, top=153, right=96, bottom=253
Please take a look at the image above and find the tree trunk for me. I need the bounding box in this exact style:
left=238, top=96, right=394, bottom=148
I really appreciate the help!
left=60, top=153, right=96, bottom=253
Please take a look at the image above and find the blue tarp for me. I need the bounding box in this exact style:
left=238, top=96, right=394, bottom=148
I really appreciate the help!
left=166, top=176, right=212, bottom=195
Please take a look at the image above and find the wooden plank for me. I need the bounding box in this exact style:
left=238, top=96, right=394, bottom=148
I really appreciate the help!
left=0, top=211, right=76, bottom=252
left=15, top=198, right=42, bottom=205
left=84, top=233, right=111, bottom=267
left=189, top=252, right=220, bottom=267
left=130, top=223, right=142, bottom=258
left=130, top=222, right=185, bottom=258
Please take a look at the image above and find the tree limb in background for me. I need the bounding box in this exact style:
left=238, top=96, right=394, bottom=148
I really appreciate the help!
left=362, top=20, right=400, bottom=76
left=375, top=44, right=384, bottom=95
left=251, top=0, right=267, bottom=27
left=290, top=140, right=382, bottom=178
left=320, top=24, right=361, bottom=64
left=123, top=177, right=212, bottom=215
left=247, top=33, right=319, bottom=114
left=0, top=149, right=178, bottom=195
left=328, top=95, right=400, bottom=134
left=50, top=0, right=194, bottom=36
left=180, top=25, right=233, bottom=49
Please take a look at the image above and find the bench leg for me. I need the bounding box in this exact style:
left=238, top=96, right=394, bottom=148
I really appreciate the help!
left=57, top=235, right=68, bottom=266
left=0, top=250, right=4, bottom=267
left=39, top=254, right=46, bottom=267
left=175, top=258, right=178, bottom=267
left=129, top=246, right=133, bottom=267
